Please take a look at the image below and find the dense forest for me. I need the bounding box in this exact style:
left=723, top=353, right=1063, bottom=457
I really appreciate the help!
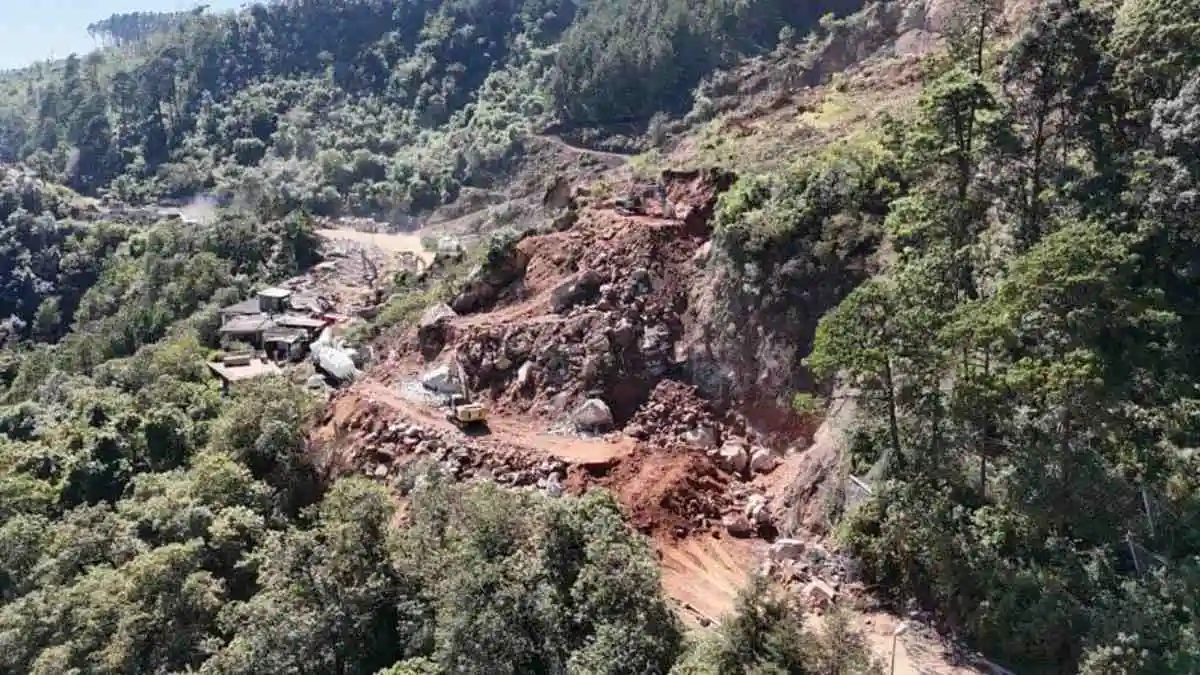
left=706, top=0, right=1200, bottom=670
left=87, top=9, right=207, bottom=48
left=1, top=0, right=1199, bottom=672
left=0, top=0, right=854, bottom=217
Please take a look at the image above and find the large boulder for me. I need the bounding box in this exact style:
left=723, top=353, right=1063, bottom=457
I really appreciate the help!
left=435, top=236, right=464, bottom=260
left=749, top=447, right=778, bottom=474
left=682, top=426, right=718, bottom=449
left=417, top=303, right=457, bottom=360
left=573, top=398, right=614, bottom=431
left=744, top=494, right=771, bottom=526
left=450, top=270, right=496, bottom=315
left=516, top=361, right=535, bottom=388
left=718, top=442, right=749, bottom=473
left=768, top=538, right=807, bottom=562
left=551, top=270, right=604, bottom=314
left=421, top=364, right=462, bottom=395
left=724, top=514, right=754, bottom=538
left=311, top=343, right=358, bottom=383
left=543, top=175, right=572, bottom=210
left=451, top=235, right=530, bottom=314
left=419, top=302, right=457, bottom=328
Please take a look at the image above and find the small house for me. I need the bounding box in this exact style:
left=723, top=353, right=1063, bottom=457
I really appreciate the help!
left=263, top=326, right=309, bottom=362
left=275, top=314, right=328, bottom=340
left=257, top=287, right=292, bottom=314
left=218, top=315, right=276, bottom=348
left=207, top=354, right=283, bottom=393
left=219, top=297, right=263, bottom=324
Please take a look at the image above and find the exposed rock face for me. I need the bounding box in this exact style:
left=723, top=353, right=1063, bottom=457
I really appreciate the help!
left=433, top=169, right=745, bottom=433
left=315, top=166, right=854, bottom=555
left=451, top=235, right=531, bottom=315
left=779, top=392, right=859, bottom=536
left=420, top=364, right=461, bottom=394
left=551, top=270, right=605, bottom=314
left=418, top=303, right=457, bottom=360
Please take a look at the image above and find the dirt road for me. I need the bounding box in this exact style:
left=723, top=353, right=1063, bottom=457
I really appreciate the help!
left=532, top=133, right=634, bottom=164
left=359, top=378, right=632, bottom=467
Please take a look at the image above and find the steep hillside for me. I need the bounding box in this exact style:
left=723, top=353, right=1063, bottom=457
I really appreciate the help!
left=2, top=0, right=1200, bottom=673
left=0, top=0, right=868, bottom=218
left=343, top=0, right=1200, bottom=670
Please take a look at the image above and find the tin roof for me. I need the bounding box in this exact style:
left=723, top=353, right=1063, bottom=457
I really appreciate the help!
left=220, top=298, right=262, bottom=316
left=263, top=326, right=308, bottom=344
left=289, top=292, right=323, bottom=310
left=275, top=314, right=327, bottom=329
left=207, top=358, right=283, bottom=383
left=219, top=316, right=275, bottom=334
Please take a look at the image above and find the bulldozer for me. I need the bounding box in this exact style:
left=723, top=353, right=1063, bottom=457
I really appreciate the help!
left=446, top=393, right=488, bottom=427
left=444, top=359, right=488, bottom=429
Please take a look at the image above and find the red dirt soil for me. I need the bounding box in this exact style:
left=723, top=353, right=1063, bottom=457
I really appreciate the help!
left=660, top=535, right=758, bottom=627
left=306, top=166, right=989, bottom=674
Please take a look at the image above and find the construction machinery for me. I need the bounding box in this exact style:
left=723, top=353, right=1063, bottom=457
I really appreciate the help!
left=445, top=358, right=488, bottom=429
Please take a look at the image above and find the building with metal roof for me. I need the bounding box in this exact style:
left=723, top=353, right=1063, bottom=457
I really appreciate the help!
left=275, top=314, right=328, bottom=330
left=207, top=356, right=283, bottom=392
left=219, top=316, right=277, bottom=347
left=263, top=326, right=310, bottom=362
left=219, top=298, right=263, bottom=322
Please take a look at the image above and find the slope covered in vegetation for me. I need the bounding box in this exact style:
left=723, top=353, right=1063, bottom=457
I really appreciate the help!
left=0, top=0, right=858, bottom=217
left=0, top=4, right=890, bottom=673
left=718, top=0, right=1200, bottom=670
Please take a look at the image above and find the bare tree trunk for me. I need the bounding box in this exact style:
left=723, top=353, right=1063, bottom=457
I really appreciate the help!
left=1025, top=102, right=1048, bottom=248
left=980, top=454, right=987, bottom=498
left=885, top=358, right=903, bottom=472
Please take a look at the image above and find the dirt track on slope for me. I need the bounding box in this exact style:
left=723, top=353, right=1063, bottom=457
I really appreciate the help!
left=310, top=173, right=994, bottom=675
left=358, top=377, right=633, bottom=467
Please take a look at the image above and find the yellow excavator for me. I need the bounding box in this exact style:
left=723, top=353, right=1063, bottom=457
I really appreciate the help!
left=445, top=358, right=488, bottom=429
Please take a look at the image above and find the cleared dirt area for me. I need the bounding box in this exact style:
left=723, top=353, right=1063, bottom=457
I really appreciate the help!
left=358, top=377, right=633, bottom=467
left=308, top=172, right=993, bottom=675
left=317, top=227, right=434, bottom=264
left=302, top=25, right=1019, bottom=667
left=802, top=611, right=988, bottom=675
left=661, top=535, right=759, bottom=627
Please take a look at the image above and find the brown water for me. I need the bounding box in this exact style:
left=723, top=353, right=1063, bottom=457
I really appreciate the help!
left=316, top=228, right=434, bottom=264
